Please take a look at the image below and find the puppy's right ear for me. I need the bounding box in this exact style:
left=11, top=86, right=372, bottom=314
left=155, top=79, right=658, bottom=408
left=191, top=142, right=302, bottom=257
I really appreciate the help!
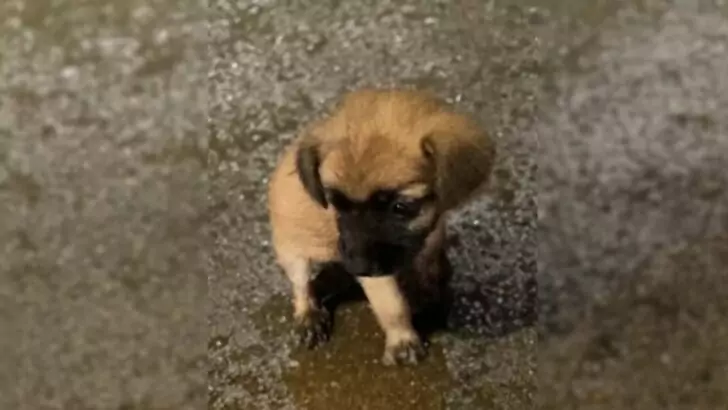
left=420, top=114, right=496, bottom=212
left=295, top=140, right=328, bottom=209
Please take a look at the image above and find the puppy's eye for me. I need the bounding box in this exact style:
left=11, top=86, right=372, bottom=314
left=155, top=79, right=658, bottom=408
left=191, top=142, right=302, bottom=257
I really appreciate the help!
left=390, top=200, right=418, bottom=217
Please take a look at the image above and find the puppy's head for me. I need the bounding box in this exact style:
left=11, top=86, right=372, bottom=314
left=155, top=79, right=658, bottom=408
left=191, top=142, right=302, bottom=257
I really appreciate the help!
left=295, top=90, right=495, bottom=276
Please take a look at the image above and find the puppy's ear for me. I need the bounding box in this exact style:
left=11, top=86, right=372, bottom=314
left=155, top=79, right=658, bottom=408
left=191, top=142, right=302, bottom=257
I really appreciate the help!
left=420, top=119, right=496, bottom=211
left=295, top=138, right=328, bottom=208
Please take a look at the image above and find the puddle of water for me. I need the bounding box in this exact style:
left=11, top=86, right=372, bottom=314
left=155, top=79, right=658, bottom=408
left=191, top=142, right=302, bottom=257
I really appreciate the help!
left=253, top=293, right=455, bottom=410
left=243, top=263, right=537, bottom=410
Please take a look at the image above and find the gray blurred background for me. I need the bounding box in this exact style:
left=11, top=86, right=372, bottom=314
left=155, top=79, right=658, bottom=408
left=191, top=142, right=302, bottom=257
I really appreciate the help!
left=538, top=2, right=728, bottom=408
left=1, top=0, right=727, bottom=409
left=1, top=0, right=208, bottom=409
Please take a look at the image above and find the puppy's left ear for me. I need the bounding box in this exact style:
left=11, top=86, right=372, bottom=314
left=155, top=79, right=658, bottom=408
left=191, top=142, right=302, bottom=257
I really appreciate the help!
left=421, top=116, right=496, bottom=211
left=295, top=137, right=328, bottom=209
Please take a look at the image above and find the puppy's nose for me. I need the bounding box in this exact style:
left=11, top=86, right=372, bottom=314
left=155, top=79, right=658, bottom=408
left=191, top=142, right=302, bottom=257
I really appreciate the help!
left=338, top=238, right=372, bottom=275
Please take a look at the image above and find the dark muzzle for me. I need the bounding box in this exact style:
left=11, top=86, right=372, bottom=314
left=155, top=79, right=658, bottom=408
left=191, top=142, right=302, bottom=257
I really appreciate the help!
left=338, top=235, right=412, bottom=277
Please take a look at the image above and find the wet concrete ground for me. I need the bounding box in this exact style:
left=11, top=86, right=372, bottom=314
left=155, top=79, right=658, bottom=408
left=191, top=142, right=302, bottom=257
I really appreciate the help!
left=2, top=0, right=727, bottom=409
left=207, top=0, right=544, bottom=408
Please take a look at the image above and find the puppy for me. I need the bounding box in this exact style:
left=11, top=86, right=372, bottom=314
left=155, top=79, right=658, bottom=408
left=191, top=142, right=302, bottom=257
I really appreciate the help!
left=267, top=88, right=496, bottom=365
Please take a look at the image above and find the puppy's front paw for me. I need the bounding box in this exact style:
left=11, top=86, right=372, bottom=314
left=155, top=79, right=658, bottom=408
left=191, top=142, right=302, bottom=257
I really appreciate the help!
left=382, top=332, right=426, bottom=366
left=294, top=307, right=332, bottom=349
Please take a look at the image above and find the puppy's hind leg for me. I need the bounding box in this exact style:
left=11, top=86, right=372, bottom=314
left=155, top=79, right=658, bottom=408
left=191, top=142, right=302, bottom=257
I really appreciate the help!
left=278, top=252, right=332, bottom=349
left=358, top=275, right=425, bottom=366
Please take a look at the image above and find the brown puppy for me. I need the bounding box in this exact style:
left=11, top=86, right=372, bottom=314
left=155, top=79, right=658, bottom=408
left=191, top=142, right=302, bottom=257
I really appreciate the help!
left=267, top=88, right=495, bottom=365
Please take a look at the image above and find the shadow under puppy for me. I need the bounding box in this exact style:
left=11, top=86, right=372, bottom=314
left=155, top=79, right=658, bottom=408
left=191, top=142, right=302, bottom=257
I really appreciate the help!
left=267, top=89, right=496, bottom=365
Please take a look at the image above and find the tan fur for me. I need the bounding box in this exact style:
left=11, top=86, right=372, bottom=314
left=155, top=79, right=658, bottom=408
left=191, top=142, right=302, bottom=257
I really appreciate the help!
left=267, top=88, right=495, bottom=364
left=357, top=275, right=419, bottom=365
left=268, top=142, right=339, bottom=263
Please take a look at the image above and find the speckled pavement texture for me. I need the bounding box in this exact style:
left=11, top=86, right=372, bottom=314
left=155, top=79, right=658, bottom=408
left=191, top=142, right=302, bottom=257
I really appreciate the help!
left=206, top=1, right=544, bottom=408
